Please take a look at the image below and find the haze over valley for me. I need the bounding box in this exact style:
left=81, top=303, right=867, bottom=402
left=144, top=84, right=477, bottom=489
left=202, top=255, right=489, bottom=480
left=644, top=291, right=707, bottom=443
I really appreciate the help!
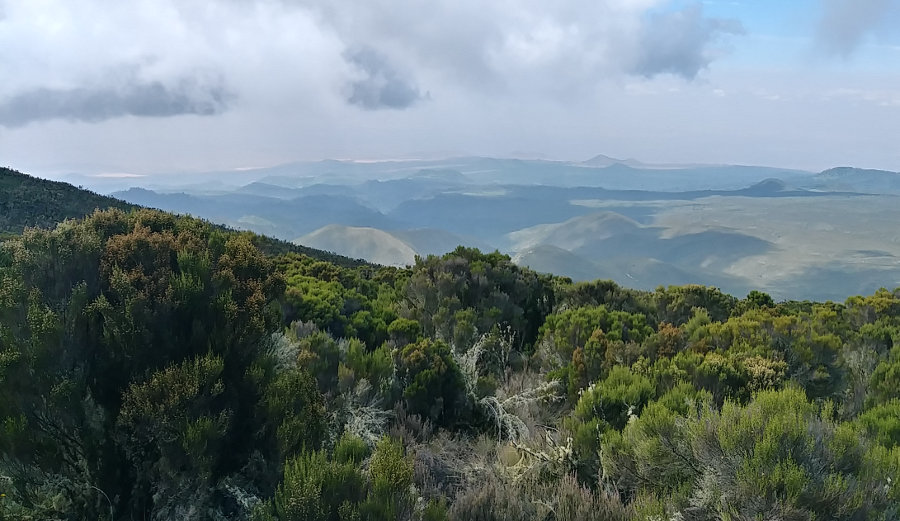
left=70, top=156, right=898, bottom=302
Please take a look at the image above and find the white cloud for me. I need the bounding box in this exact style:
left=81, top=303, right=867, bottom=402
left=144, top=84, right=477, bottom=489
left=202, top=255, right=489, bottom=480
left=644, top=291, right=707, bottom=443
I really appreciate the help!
left=0, top=0, right=897, bottom=174
left=0, top=0, right=742, bottom=125
left=0, top=0, right=350, bottom=122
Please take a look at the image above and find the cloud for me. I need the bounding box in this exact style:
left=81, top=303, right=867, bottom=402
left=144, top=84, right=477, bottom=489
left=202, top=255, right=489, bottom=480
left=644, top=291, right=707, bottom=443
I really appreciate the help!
left=816, top=0, right=894, bottom=57
left=301, top=0, right=743, bottom=96
left=0, top=0, right=345, bottom=124
left=0, top=0, right=744, bottom=129
left=344, top=46, right=425, bottom=110
left=0, top=72, right=231, bottom=127
left=631, top=4, right=744, bottom=79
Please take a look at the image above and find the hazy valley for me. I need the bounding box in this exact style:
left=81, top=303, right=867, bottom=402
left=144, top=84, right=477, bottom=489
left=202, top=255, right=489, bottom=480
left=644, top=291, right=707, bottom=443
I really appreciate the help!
left=74, top=155, right=900, bottom=302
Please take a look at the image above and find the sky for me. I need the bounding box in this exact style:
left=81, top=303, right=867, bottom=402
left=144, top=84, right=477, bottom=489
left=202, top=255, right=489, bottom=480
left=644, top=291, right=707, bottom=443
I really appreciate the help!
left=0, top=0, right=899, bottom=177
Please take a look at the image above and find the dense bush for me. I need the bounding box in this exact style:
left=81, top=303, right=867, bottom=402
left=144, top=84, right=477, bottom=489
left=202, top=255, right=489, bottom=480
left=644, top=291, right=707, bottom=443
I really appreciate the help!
left=604, top=387, right=900, bottom=519
left=3, top=207, right=900, bottom=520
left=396, top=339, right=469, bottom=427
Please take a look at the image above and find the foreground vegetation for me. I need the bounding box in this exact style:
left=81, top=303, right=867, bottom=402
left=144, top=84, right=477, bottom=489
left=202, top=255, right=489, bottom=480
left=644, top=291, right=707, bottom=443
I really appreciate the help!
left=1, top=208, right=898, bottom=520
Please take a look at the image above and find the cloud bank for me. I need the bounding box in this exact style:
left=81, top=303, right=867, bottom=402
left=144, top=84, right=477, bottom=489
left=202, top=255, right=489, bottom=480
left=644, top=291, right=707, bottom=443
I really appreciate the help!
left=0, top=0, right=742, bottom=126
left=0, top=72, right=230, bottom=127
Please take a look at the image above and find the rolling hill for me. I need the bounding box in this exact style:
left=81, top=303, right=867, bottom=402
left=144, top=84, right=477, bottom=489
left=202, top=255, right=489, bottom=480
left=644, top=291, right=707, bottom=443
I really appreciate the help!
left=510, top=244, right=748, bottom=292
left=296, top=225, right=419, bottom=266
left=807, top=167, right=900, bottom=194
left=296, top=225, right=492, bottom=266
left=505, top=211, right=648, bottom=251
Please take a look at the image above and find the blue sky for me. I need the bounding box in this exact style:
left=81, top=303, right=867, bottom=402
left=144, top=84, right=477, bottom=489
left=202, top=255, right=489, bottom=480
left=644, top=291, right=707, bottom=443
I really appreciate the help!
left=690, top=0, right=900, bottom=69
left=0, top=0, right=898, bottom=175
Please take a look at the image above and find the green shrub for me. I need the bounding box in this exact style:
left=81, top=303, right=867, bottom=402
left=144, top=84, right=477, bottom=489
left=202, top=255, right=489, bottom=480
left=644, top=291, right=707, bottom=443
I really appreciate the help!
left=360, top=437, right=414, bottom=521
left=334, top=432, right=370, bottom=464
left=396, top=339, right=468, bottom=426
left=270, top=448, right=366, bottom=521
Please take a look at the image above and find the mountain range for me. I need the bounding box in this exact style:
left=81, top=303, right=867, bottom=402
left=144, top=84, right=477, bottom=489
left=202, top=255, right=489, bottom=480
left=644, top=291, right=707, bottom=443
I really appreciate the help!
left=40, top=157, right=900, bottom=301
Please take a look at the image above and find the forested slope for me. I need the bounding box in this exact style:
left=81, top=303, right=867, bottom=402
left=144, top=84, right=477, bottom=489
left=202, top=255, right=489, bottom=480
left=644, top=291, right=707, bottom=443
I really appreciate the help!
left=1, top=200, right=899, bottom=519
left=0, top=167, right=368, bottom=267
left=0, top=167, right=136, bottom=235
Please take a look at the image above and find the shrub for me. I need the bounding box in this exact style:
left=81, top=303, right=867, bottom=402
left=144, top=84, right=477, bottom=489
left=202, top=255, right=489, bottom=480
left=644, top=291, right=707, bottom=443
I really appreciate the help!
left=268, top=448, right=366, bottom=521
left=396, top=339, right=469, bottom=426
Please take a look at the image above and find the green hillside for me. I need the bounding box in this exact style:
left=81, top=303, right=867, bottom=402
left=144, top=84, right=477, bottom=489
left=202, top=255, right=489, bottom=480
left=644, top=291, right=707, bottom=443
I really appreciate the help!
left=0, top=166, right=136, bottom=235
left=0, top=167, right=368, bottom=267
left=1, top=168, right=899, bottom=520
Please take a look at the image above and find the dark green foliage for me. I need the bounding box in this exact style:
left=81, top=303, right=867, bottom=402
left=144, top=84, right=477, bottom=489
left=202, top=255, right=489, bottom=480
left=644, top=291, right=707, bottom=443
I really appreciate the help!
left=0, top=167, right=136, bottom=235
left=345, top=339, right=394, bottom=389
left=540, top=306, right=653, bottom=362
left=575, top=366, right=654, bottom=431
left=0, top=209, right=314, bottom=520
left=539, top=305, right=653, bottom=398
left=687, top=388, right=895, bottom=519
left=555, top=279, right=656, bottom=318
left=869, top=346, right=900, bottom=406
left=388, top=317, right=422, bottom=346
left=564, top=366, right=655, bottom=481
left=257, top=436, right=417, bottom=521
left=2, top=178, right=900, bottom=520
left=261, top=367, right=327, bottom=458
left=733, top=289, right=776, bottom=315
left=117, top=354, right=231, bottom=516
left=295, top=330, right=343, bottom=391
left=601, top=386, right=709, bottom=505
left=654, top=284, right=737, bottom=325
left=402, top=247, right=555, bottom=352
left=396, top=339, right=468, bottom=426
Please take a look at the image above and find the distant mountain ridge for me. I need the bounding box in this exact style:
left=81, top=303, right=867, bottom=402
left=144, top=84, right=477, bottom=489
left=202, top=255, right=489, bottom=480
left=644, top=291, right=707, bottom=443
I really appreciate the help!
left=113, top=187, right=396, bottom=239
left=809, top=167, right=900, bottom=194
left=36, top=156, right=900, bottom=301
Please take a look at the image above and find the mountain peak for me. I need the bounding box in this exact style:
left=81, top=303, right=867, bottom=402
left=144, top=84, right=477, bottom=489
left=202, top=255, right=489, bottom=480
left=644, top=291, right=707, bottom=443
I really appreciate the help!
left=581, top=154, right=644, bottom=168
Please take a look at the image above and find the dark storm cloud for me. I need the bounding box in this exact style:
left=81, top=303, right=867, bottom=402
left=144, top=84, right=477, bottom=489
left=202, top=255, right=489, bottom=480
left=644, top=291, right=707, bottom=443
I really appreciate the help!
left=344, top=46, right=426, bottom=110
left=816, top=0, right=893, bottom=57
left=0, top=75, right=232, bottom=128
left=631, top=4, right=744, bottom=79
